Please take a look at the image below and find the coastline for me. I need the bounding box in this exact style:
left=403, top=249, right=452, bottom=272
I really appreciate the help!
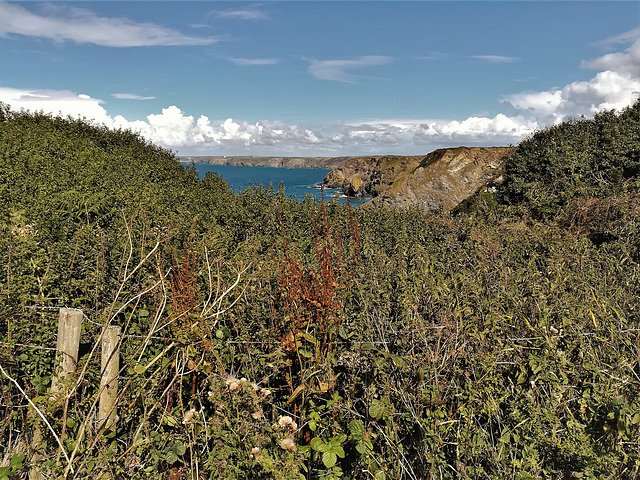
left=179, top=155, right=349, bottom=170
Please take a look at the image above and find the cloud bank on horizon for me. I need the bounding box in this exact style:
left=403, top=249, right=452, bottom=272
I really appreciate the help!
left=0, top=1, right=639, bottom=156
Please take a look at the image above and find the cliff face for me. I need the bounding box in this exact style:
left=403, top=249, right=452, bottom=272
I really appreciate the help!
left=323, top=147, right=516, bottom=212
left=323, top=155, right=426, bottom=197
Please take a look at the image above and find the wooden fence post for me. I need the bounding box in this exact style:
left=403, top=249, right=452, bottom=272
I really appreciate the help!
left=98, top=326, right=120, bottom=431
left=30, top=308, right=83, bottom=480
left=50, top=308, right=83, bottom=395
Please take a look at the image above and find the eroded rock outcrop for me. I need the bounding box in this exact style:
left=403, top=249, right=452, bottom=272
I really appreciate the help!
left=323, top=155, right=426, bottom=197
left=323, top=147, right=516, bottom=212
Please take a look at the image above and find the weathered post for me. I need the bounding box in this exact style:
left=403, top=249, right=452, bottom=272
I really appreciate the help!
left=50, top=308, right=83, bottom=395
left=30, top=308, right=83, bottom=480
left=98, top=326, right=120, bottom=431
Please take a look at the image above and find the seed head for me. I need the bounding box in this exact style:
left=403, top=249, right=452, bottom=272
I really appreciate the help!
left=278, top=416, right=293, bottom=427
left=182, top=408, right=197, bottom=424
left=280, top=437, right=297, bottom=452
left=252, top=409, right=264, bottom=420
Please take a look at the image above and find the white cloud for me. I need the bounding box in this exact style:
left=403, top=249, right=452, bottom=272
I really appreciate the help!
left=581, top=36, right=640, bottom=77
left=327, top=115, right=534, bottom=150
left=414, top=52, right=449, bottom=61
left=0, top=1, right=217, bottom=47
left=110, top=107, right=327, bottom=151
left=423, top=114, right=535, bottom=138
left=594, top=27, right=640, bottom=46
left=308, top=56, right=393, bottom=83
left=0, top=84, right=603, bottom=156
left=112, top=93, right=156, bottom=100
left=213, top=9, right=268, bottom=21
left=505, top=71, right=640, bottom=125
left=473, top=55, right=520, bottom=63
left=0, top=86, right=112, bottom=123
left=227, top=57, right=279, bottom=66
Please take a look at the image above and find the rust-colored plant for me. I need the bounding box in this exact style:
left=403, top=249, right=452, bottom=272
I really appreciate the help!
left=169, top=236, right=201, bottom=333
left=275, top=196, right=360, bottom=399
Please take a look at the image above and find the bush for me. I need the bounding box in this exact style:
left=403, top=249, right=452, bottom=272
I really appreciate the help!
left=1, top=105, right=639, bottom=479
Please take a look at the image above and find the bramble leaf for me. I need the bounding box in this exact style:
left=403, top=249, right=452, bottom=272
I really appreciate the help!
left=369, top=399, right=385, bottom=419
left=322, top=451, right=337, bottom=468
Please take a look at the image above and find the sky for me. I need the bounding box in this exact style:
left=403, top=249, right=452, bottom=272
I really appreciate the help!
left=1, top=1, right=640, bottom=156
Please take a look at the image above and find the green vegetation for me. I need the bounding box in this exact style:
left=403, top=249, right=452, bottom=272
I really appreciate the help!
left=0, top=101, right=639, bottom=479
left=501, top=105, right=640, bottom=218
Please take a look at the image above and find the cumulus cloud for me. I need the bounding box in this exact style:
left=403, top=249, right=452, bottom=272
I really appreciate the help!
left=112, top=93, right=156, bottom=100
left=503, top=31, right=640, bottom=128
left=117, top=108, right=532, bottom=153
left=581, top=33, right=640, bottom=77
left=227, top=57, right=278, bottom=66
left=0, top=86, right=112, bottom=123
left=504, top=71, right=640, bottom=125
left=0, top=1, right=217, bottom=47
left=421, top=114, right=535, bottom=138
left=0, top=83, right=613, bottom=156
left=110, top=107, right=326, bottom=151
left=213, top=8, right=268, bottom=21
left=327, top=115, right=534, bottom=151
left=473, top=55, right=520, bottom=63
left=308, top=56, right=393, bottom=83
left=123, top=109, right=531, bottom=154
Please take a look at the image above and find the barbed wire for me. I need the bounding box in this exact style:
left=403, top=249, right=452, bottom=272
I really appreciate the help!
left=3, top=331, right=639, bottom=358
left=1, top=304, right=172, bottom=342
left=2, top=304, right=639, bottom=354
left=21, top=305, right=64, bottom=311
left=0, top=341, right=59, bottom=352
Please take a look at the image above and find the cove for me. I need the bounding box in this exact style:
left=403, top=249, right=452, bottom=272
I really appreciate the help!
left=185, top=163, right=365, bottom=205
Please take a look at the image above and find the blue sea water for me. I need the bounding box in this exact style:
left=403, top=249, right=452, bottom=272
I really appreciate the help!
left=184, top=163, right=364, bottom=205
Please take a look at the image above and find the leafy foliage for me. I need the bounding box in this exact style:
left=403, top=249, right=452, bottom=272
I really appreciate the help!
left=500, top=100, right=640, bottom=217
left=1, top=102, right=639, bottom=479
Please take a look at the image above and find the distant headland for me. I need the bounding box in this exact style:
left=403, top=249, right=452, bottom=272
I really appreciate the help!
left=179, top=156, right=348, bottom=169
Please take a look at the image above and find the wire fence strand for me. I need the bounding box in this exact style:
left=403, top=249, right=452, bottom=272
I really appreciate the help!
left=2, top=304, right=638, bottom=353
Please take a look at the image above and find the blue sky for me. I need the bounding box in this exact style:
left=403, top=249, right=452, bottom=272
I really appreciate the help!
left=1, top=1, right=639, bottom=156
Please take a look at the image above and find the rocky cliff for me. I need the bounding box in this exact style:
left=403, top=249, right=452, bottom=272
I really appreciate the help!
left=323, top=147, right=517, bottom=212
left=182, top=156, right=348, bottom=169
left=323, top=155, right=426, bottom=197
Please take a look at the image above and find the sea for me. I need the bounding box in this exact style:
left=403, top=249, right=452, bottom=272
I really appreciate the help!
left=183, top=163, right=365, bottom=206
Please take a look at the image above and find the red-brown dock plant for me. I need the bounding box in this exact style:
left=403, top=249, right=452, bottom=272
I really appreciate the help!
left=274, top=194, right=360, bottom=405
left=168, top=234, right=201, bottom=335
